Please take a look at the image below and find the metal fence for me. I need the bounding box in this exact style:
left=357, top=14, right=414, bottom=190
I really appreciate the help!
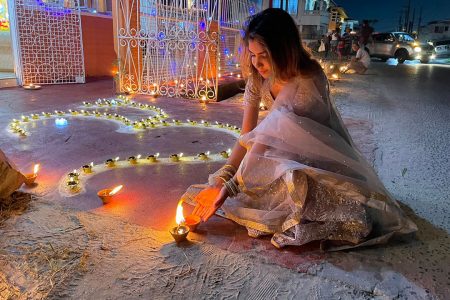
left=115, top=0, right=258, bottom=100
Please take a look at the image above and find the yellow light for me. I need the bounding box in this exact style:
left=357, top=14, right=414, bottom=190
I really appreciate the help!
left=176, top=201, right=185, bottom=225
left=33, top=164, right=40, bottom=175
left=109, top=185, right=123, bottom=196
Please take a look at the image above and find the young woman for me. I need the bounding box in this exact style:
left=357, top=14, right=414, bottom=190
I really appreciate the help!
left=182, top=8, right=416, bottom=250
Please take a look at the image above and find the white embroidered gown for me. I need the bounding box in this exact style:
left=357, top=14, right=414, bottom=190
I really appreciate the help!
left=183, top=71, right=417, bottom=250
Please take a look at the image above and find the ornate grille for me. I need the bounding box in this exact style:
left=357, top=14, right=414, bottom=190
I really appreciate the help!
left=116, top=0, right=257, bottom=100
left=12, top=0, right=85, bottom=85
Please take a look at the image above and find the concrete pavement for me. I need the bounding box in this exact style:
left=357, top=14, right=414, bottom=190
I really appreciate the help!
left=0, top=63, right=448, bottom=299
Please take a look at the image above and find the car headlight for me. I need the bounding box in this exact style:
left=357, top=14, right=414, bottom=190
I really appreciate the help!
left=414, top=47, right=422, bottom=53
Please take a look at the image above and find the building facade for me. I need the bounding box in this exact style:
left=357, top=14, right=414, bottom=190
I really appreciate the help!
left=419, top=20, right=450, bottom=42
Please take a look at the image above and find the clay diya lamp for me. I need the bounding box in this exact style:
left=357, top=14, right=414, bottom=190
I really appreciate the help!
left=198, top=152, right=208, bottom=161
left=97, top=185, right=123, bottom=204
left=220, top=151, right=229, bottom=158
left=82, top=163, right=94, bottom=174
left=23, top=83, right=41, bottom=90
left=105, top=157, right=119, bottom=167
left=66, top=178, right=78, bottom=190
left=146, top=154, right=159, bottom=162
left=170, top=202, right=190, bottom=243
left=170, top=154, right=182, bottom=162
left=128, top=155, right=141, bottom=164
left=24, top=164, right=40, bottom=186
left=185, top=215, right=201, bottom=232
left=68, top=170, right=80, bottom=181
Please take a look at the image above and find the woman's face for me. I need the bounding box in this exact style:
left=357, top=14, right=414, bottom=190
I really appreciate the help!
left=248, top=39, right=272, bottom=79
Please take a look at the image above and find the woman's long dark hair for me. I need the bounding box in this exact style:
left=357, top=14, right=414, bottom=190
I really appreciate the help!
left=241, top=8, right=321, bottom=81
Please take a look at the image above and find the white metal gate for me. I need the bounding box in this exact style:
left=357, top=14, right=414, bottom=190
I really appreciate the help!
left=8, top=0, right=85, bottom=85
left=115, top=0, right=257, bottom=100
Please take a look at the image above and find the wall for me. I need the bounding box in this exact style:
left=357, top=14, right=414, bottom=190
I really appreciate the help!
left=81, top=13, right=116, bottom=78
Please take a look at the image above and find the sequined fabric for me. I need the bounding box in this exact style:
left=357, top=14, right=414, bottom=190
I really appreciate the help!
left=182, top=71, right=417, bottom=251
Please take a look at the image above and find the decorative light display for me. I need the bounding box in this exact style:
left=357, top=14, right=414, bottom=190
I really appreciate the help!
left=8, top=97, right=241, bottom=138
left=59, top=149, right=233, bottom=196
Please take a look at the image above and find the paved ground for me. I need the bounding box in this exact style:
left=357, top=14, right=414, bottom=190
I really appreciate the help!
left=0, top=62, right=449, bottom=299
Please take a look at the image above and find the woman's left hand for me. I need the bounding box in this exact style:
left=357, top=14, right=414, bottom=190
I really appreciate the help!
left=194, top=186, right=229, bottom=222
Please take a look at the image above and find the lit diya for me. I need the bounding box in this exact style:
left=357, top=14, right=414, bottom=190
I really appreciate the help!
left=220, top=150, right=229, bottom=158
left=68, top=169, right=80, bottom=180
left=170, top=153, right=183, bottom=162
left=97, top=185, right=123, bottom=204
left=185, top=214, right=201, bottom=232
left=128, top=154, right=141, bottom=164
left=23, top=83, right=41, bottom=90
left=170, top=201, right=190, bottom=242
left=105, top=157, right=119, bottom=167
left=82, top=162, right=94, bottom=174
left=146, top=153, right=159, bottom=162
left=67, top=178, right=78, bottom=190
left=24, top=164, right=40, bottom=186
left=198, top=152, right=209, bottom=160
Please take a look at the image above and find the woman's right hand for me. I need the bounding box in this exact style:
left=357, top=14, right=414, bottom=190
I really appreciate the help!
left=192, top=186, right=222, bottom=219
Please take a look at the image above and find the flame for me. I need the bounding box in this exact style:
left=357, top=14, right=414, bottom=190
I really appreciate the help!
left=332, top=74, right=339, bottom=79
left=109, top=185, right=123, bottom=196
left=33, top=164, right=40, bottom=175
left=175, top=201, right=185, bottom=225
left=90, top=162, right=94, bottom=167
left=179, top=152, right=183, bottom=158
left=136, top=154, right=141, bottom=159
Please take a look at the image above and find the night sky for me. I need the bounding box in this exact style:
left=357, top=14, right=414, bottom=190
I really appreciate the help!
left=339, top=0, right=450, bottom=32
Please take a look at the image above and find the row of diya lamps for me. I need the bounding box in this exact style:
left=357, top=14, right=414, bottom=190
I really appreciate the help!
left=10, top=111, right=240, bottom=136
left=318, top=59, right=349, bottom=80
left=65, top=149, right=231, bottom=190
left=22, top=163, right=197, bottom=243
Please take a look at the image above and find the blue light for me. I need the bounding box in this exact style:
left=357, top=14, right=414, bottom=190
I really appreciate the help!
left=158, top=32, right=165, bottom=40
left=200, top=21, right=206, bottom=30
left=224, top=48, right=229, bottom=55
left=55, top=118, right=68, bottom=127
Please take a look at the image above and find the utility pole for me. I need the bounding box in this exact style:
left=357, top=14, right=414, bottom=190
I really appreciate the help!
left=398, top=13, right=403, bottom=31
left=409, top=7, right=415, bottom=33
left=404, top=0, right=411, bottom=32
left=417, top=6, right=423, bottom=37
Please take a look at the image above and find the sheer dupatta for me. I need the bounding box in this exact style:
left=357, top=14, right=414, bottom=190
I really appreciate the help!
left=183, top=72, right=417, bottom=250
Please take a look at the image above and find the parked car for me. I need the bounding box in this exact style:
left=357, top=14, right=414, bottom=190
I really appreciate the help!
left=366, top=32, right=435, bottom=63
left=433, top=40, right=450, bottom=58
